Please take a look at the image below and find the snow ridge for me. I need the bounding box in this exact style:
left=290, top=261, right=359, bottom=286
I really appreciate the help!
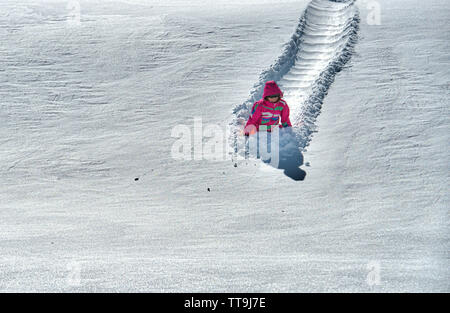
left=231, top=0, right=359, bottom=153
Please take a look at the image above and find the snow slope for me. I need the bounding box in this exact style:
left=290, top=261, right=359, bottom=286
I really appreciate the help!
left=0, top=0, right=448, bottom=292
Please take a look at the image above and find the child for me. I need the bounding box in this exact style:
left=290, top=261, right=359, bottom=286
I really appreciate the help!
left=244, top=81, right=292, bottom=136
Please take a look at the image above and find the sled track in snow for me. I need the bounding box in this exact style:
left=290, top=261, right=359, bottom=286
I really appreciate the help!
left=231, top=0, right=359, bottom=151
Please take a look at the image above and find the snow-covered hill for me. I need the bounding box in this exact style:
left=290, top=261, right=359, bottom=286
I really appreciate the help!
left=0, top=0, right=448, bottom=292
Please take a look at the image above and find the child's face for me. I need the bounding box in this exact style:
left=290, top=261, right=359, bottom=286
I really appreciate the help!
left=267, top=96, right=280, bottom=103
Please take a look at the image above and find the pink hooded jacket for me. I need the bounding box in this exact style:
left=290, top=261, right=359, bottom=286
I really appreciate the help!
left=244, top=81, right=292, bottom=134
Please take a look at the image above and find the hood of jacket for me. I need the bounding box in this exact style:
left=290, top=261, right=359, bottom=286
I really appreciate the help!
left=262, top=80, right=283, bottom=99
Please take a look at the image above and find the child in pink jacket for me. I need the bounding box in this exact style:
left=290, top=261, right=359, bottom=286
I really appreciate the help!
left=244, top=81, right=292, bottom=136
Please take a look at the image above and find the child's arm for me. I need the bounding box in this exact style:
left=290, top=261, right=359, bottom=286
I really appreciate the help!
left=280, top=102, right=292, bottom=128
left=244, top=102, right=262, bottom=135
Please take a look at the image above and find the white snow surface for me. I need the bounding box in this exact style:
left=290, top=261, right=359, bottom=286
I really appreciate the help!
left=0, top=0, right=448, bottom=292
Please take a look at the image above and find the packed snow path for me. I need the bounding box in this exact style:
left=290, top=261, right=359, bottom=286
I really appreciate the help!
left=231, top=0, right=359, bottom=179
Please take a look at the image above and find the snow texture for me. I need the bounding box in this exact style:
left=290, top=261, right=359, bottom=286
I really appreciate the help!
left=0, top=0, right=448, bottom=292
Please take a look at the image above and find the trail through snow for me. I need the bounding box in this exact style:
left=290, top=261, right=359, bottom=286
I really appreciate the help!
left=231, top=0, right=359, bottom=180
